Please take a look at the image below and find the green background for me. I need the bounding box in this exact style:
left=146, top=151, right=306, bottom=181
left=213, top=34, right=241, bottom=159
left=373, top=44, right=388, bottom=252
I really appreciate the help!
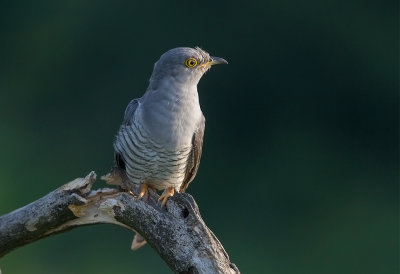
left=0, top=1, right=398, bottom=273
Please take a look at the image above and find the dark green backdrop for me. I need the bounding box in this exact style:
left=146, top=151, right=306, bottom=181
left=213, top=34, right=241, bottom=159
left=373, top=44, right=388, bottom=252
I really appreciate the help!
left=0, top=1, right=398, bottom=273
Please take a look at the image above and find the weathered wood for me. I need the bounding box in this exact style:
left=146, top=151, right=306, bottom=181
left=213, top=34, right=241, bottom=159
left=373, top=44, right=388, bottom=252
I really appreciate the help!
left=0, top=172, right=239, bottom=274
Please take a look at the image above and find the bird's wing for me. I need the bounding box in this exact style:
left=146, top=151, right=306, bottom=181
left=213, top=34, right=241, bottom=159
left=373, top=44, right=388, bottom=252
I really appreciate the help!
left=122, top=98, right=140, bottom=126
left=179, top=115, right=205, bottom=192
left=115, top=98, right=140, bottom=171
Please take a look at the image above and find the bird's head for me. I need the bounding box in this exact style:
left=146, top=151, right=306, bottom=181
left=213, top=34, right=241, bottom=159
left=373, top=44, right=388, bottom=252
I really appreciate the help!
left=149, top=47, right=228, bottom=87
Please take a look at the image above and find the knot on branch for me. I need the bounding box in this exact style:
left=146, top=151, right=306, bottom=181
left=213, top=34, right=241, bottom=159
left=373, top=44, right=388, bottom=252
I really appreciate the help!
left=168, top=193, right=199, bottom=221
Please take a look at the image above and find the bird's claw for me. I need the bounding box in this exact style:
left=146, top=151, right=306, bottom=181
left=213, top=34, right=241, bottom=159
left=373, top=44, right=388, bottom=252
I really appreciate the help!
left=138, top=184, right=150, bottom=200
left=158, top=187, right=175, bottom=207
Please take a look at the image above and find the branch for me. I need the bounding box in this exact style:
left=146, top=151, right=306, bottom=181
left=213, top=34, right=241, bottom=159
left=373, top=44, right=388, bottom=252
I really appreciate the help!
left=0, top=172, right=239, bottom=273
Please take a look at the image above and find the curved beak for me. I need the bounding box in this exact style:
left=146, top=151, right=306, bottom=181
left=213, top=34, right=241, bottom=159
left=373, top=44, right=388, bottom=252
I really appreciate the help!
left=210, top=56, right=228, bottom=65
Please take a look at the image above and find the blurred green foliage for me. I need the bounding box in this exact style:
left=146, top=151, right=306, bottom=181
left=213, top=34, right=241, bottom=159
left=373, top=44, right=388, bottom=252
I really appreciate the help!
left=0, top=1, right=398, bottom=273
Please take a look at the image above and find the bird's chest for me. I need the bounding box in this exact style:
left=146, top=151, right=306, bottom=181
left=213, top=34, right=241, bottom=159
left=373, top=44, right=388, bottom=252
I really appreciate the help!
left=140, top=92, right=202, bottom=149
left=123, top=121, right=191, bottom=188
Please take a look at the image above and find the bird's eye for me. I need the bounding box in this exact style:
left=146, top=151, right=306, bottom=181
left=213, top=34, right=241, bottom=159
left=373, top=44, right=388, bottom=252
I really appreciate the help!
left=185, top=57, right=198, bottom=68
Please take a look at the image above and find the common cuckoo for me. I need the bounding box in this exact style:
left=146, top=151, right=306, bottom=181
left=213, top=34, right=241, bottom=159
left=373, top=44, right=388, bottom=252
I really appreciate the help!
left=112, top=47, right=227, bottom=206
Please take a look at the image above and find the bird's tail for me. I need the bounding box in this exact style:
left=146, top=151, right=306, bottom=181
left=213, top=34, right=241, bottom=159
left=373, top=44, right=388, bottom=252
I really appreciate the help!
left=131, top=233, right=147, bottom=250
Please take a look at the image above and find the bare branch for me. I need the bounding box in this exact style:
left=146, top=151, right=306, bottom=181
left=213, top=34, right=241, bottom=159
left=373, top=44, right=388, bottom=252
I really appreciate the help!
left=0, top=172, right=239, bottom=273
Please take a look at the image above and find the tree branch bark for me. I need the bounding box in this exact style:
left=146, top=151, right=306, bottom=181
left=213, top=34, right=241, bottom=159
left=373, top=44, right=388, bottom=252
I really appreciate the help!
left=0, top=172, right=239, bottom=273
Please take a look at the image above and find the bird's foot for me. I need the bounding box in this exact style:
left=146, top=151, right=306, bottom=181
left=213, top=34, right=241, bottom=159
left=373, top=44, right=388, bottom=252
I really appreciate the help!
left=158, top=187, right=175, bottom=207
left=137, top=183, right=156, bottom=200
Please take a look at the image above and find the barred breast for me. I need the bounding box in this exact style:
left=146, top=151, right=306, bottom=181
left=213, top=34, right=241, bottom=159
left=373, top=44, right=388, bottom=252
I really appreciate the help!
left=114, top=118, right=191, bottom=190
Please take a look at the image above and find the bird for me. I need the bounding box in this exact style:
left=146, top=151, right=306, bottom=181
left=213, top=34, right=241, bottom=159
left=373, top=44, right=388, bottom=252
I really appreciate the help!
left=111, top=47, right=227, bottom=207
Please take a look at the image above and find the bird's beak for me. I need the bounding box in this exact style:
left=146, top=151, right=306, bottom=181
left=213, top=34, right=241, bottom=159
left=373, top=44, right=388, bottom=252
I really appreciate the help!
left=210, top=56, right=228, bottom=65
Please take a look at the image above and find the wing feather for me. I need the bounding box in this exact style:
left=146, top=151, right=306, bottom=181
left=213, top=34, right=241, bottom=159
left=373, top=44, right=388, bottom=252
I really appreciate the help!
left=122, top=99, right=140, bottom=126
left=179, top=116, right=205, bottom=192
left=115, top=98, right=140, bottom=170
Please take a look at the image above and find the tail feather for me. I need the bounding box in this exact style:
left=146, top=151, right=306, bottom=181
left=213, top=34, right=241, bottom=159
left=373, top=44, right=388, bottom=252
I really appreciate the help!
left=131, top=233, right=147, bottom=250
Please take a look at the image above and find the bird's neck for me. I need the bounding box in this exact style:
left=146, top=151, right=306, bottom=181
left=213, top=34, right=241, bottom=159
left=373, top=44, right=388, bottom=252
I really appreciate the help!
left=145, top=76, right=201, bottom=112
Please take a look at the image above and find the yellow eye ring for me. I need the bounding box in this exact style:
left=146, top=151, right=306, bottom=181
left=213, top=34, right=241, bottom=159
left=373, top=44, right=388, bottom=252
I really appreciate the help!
left=185, top=57, right=198, bottom=68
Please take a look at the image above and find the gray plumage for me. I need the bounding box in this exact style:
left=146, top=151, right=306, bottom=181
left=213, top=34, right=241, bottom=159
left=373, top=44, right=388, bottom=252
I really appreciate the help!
left=113, top=47, right=227, bottom=199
